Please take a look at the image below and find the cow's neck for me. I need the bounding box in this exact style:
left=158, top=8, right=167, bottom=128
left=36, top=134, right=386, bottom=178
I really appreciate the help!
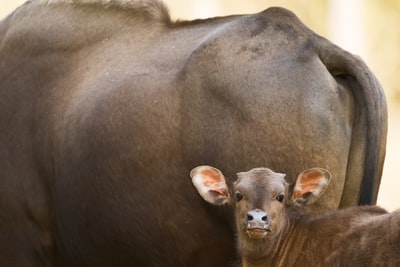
left=242, top=256, right=272, bottom=267
left=240, top=210, right=308, bottom=267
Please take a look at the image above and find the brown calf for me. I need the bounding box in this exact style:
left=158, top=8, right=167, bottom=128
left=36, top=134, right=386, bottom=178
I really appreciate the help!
left=191, top=166, right=400, bottom=267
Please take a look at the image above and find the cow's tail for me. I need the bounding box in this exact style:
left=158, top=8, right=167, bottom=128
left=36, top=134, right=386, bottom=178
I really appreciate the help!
left=317, top=37, right=387, bottom=205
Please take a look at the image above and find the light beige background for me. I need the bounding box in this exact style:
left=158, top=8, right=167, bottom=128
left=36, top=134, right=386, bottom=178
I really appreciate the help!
left=1, top=0, right=399, bottom=211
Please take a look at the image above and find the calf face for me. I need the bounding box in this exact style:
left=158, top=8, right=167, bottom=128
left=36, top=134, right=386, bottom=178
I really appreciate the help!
left=234, top=168, right=288, bottom=242
left=190, top=166, right=331, bottom=258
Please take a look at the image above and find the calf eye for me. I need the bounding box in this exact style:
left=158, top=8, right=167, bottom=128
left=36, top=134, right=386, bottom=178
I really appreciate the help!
left=276, top=194, right=285, bottom=202
left=235, top=192, right=243, bottom=202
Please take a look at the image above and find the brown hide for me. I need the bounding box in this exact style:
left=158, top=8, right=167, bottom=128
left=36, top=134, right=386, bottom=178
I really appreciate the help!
left=225, top=168, right=399, bottom=266
left=284, top=207, right=400, bottom=267
left=0, top=0, right=387, bottom=266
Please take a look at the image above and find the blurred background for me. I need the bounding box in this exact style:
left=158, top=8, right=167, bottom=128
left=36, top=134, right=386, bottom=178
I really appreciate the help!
left=1, top=0, right=399, bottom=210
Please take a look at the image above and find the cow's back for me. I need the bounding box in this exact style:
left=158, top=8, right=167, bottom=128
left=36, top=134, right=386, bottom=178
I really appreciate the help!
left=0, top=1, right=386, bottom=266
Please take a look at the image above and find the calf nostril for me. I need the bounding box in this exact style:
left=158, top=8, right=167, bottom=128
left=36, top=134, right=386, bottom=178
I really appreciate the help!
left=246, top=210, right=269, bottom=224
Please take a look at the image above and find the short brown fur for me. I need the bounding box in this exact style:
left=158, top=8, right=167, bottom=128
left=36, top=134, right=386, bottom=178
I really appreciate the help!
left=234, top=168, right=399, bottom=267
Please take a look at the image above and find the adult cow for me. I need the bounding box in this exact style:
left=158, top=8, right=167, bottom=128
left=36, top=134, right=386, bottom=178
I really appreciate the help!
left=0, top=0, right=386, bottom=266
left=191, top=165, right=400, bottom=266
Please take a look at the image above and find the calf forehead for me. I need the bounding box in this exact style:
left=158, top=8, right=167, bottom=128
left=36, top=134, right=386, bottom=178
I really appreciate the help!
left=236, top=168, right=286, bottom=193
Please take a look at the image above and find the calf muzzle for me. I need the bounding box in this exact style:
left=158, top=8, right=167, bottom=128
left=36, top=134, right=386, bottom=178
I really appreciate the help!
left=244, top=209, right=271, bottom=239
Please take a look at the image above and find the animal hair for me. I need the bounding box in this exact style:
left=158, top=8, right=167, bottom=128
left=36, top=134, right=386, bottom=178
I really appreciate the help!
left=35, top=0, right=171, bottom=23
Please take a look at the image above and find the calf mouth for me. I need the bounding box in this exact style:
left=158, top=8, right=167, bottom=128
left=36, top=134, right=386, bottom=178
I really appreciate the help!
left=245, top=225, right=272, bottom=239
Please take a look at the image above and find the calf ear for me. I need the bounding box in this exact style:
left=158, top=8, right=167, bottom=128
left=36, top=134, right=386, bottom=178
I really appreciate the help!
left=291, top=168, right=331, bottom=206
left=190, top=166, right=231, bottom=205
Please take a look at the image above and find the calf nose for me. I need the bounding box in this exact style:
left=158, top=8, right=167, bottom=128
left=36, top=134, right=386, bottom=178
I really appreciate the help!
left=245, top=209, right=269, bottom=227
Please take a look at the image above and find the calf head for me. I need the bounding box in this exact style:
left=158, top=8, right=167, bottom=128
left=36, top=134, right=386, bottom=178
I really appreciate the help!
left=191, top=166, right=331, bottom=257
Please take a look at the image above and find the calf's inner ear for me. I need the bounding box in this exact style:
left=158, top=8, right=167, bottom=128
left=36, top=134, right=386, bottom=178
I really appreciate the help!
left=190, top=166, right=231, bottom=205
left=291, top=168, right=331, bottom=206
